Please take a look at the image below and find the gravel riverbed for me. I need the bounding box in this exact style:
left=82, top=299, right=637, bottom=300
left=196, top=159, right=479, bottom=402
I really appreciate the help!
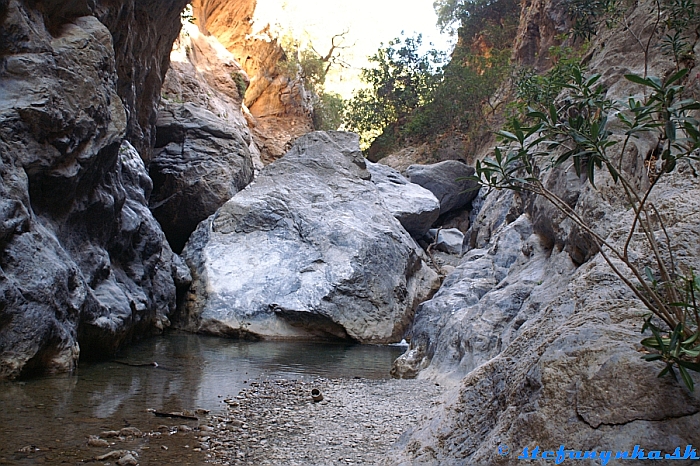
left=202, top=377, right=445, bottom=465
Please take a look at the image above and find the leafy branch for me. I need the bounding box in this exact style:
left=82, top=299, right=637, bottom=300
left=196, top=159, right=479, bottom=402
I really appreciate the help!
left=472, top=66, right=700, bottom=389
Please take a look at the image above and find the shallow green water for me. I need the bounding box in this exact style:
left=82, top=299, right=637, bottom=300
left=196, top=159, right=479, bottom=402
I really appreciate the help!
left=0, top=333, right=406, bottom=465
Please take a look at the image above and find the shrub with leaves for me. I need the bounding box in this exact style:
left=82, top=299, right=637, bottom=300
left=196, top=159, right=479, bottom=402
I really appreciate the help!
left=343, top=34, right=444, bottom=148
left=561, top=0, right=620, bottom=40
left=277, top=33, right=348, bottom=131
left=472, top=65, right=700, bottom=389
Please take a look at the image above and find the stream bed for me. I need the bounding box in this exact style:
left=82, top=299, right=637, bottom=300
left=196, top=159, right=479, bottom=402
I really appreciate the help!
left=0, top=333, right=405, bottom=465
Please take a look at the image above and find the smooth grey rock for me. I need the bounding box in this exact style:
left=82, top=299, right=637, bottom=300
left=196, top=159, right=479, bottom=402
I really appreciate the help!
left=398, top=214, right=548, bottom=380
left=181, top=131, right=439, bottom=344
left=391, top=168, right=700, bottom=463
left=150, top=101, right=254, bottom=253
left=427, top=228, right=465, bottom=255
left=390, top=91, right=700, bottom=466
left=366, top=161, right=440, bottom=237
left=405, top=161, right=479, bottom=215
left=0, top=4, right=184, bottom=378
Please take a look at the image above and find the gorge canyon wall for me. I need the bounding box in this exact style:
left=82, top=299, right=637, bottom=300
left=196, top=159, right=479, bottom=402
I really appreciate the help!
left=0, top=0, right=317, bottom=378
left=0, top=0, right=190, bottom=378
left=388, top=0, right=700, bottom=463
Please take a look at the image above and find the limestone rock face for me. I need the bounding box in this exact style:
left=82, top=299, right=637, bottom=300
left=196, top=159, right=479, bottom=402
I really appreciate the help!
left=150, top=101, right=254, bottom=253
left=390, top=171, right=700, bottom=464
left=366, top=161, right=440, bottom=238
left=388, top=0, right=700, bottom=461
left=161, top=23, right=255, bottom=153
left=405, top=161, right=479, bottom=216
left=0, top=1, right=186, bottom=378
left=192, top=0, right=314, bottom=162
left=427, top=228, right=465, bottom=256
left=95, top=0, right=190, bottom=162
left=181, top=132, right=439, bottom=343
left=153, top=23, right=259, bottom=252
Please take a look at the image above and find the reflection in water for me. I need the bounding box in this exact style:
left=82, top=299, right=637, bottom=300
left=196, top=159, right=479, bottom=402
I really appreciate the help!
left=0, top=333, right=405, bottom=465
left=90, top=377, right=142, bottom=419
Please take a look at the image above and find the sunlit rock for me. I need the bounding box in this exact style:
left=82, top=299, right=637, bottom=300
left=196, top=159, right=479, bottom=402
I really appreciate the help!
left=181, top=132, right=439, bottom=343
left=366, top=161, right=440, bottom=238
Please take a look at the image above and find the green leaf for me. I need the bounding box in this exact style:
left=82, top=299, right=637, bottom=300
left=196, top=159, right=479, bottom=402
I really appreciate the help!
left=497, top=130, right=519, bottom=142
left=665, top=157, right=677, bottom=173
left=670, top=323, right=684, bottom=356
left=678, top=360, right=700, bottom=372
left=642, top=353, right=663, bottom=361
left=625, top=74, right=655, bottom=88
left=587, top=157, right=596, bottom=188
left=678, top=364, right=694, bottom=391
left=650, top=325, right=668, bottom=351
left=665, top=68, right=689, bottom=86
left=681, top=348, right=700, bottom=358
left=527, top=110, right=548, bottom=121
left=680, top=102, right=700, bottom=111
left=618, top=112, right=633, bottom=128
left=645, top=266, right=656, bottom=285
left=641, top=336, right=663, bottom=348
left=585, top=74, right=602, bottom=87
left=572, top=67, right=582, bottom=83
left=659, top=363, right=677, bottom=381
left=682, top=331, right=700, bottom=346
left=665, top=120, right=677, bottom=142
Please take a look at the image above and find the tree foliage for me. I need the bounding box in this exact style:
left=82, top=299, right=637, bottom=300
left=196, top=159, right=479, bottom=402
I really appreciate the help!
left=277, top=32, right=350, bottom=131
left=434, top=0, right=520, bottom=37
left=343, top=34, right=444, bottom=148
left=344, top=0, right=520, bottom=151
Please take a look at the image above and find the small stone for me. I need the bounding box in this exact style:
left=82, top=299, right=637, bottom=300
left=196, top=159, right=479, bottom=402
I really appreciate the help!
left=116, top=453, right=138, bottom=466
left=87, top=437, right=109, bottom=448
left=119, top=427, right=142, bottom=437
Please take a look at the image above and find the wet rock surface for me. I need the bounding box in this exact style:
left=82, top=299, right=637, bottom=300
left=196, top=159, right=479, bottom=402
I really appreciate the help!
left=205, top=378, right=444, bottom=465
left=181, top=131, right=439, bottom=343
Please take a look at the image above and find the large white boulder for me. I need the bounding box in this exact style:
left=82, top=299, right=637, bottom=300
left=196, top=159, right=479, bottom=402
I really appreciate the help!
left=181, top=132, right=439, bottom=343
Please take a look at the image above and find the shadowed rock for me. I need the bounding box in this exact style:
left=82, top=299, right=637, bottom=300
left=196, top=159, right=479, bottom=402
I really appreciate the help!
left=0, top=1, right=187, bottom=378
left=150, top=102, right=254, bottom=253
left=405, top=160, right=479, bottom=216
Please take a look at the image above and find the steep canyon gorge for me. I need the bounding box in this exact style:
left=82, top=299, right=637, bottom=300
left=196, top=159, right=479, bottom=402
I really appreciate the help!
left=1, top=0, right=699, bottom=464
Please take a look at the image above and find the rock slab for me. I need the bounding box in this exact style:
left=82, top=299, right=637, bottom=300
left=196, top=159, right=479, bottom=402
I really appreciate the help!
left=405, top=161, right=478, bottom=215
left=181, top=131, right=439, bottom=343
left=366, top=161, right=440, bottom=237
